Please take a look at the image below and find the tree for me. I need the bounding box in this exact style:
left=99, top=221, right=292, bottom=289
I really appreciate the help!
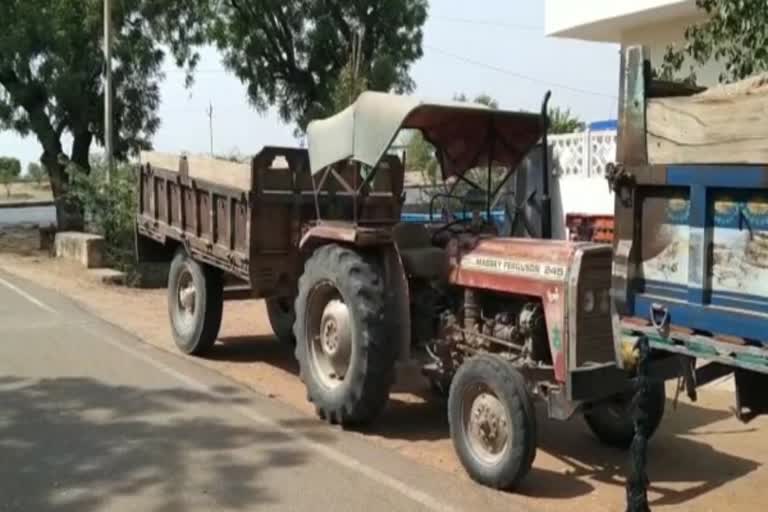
left=0, top=156, right=21, bottom=197
left=0, top=0, right=212, bottom=229
left=211, top=0, right=428, bottom=131
left=405, top=130, right=439, bottom=183
left=26, top=162, right=46, bottom=186
left=330, top=33, right=369, bottom=114
left=452, top=92, right=499, bottom=109
left=661, top=0, right=768, bottom=83
left=547, top=106, right=585, bottom=134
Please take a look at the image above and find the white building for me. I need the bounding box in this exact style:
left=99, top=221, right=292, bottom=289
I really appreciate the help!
left=545, top=0, right=722, bottom=85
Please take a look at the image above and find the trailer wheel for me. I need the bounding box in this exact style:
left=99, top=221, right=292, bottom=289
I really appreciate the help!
left=583, top=381, right=666, bottom=449
left=294, top=244, right=395, bottom=426
left=266, top=296, right=296, bottom=346
left=448, top=354, right=537, bottom=490
left=168, top=249, right=223, bottom=355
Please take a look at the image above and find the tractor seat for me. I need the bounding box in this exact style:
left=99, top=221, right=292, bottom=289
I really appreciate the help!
left=392, top=223, right=448, bottom=281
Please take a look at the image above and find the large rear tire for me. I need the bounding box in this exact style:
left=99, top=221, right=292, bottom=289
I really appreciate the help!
left=294, top=244, right=395, bottom=426
left=448, top=354, right=537, bottom=490
left=167, top=249, right=223, bottom=355
left=266, top=296, right=296, bottom=346
left=583, top=381, right=666, bottom=449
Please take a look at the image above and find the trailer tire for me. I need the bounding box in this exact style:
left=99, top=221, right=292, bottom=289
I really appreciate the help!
left=448, top=354, right=537, bottom=490
left=266, top=297, right=296, bottom=346
left=168, top=249, right=223, bottom=356
left=294, top=244, right=395, bottom=426
left=584, top=381, right=666, bottom=449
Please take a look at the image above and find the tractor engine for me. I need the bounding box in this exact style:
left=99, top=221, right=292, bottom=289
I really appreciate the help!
left=423, top=289, right=550, bottom=386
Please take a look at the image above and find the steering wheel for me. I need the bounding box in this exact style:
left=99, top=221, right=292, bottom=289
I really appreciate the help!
left=431, top=218, right=472, bottom=244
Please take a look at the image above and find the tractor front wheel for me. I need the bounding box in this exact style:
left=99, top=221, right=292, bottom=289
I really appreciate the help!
left=294, top=244, right=396, bottom=426
left=448, top=354, right=537, bottom=490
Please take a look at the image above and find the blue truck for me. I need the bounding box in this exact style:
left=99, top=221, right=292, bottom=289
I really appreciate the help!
left=610, top=47, right=768, bottom=421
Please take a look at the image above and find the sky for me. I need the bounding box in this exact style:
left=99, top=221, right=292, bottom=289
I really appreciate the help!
left=0, top=1, right=620, bottom=171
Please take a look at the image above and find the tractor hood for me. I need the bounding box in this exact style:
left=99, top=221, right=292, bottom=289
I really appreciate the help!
left=306, top=91, right=544, bottom=179
left=450, top=238, right=587, bottom=285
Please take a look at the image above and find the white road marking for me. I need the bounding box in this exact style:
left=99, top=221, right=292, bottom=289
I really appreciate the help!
left=0, top=275, right=58, bottom=314
left=0, top=273, right=459, bottom=512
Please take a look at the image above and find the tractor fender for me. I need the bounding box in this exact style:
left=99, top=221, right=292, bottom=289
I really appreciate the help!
left=299, top=223, right=393, bottom=254
left=299, top=224, right=411, bottom=363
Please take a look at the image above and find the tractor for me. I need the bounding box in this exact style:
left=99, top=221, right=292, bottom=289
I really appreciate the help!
left=293, top=91, right=659, bottom=489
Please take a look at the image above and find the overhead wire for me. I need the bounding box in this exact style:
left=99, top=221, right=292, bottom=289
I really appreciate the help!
left=424, top=45, right=617, bottom=100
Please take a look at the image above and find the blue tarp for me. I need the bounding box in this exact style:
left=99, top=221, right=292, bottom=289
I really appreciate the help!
left=589, top=119, right=617, bottom=131
left=400, top=210, right=507, bottom=226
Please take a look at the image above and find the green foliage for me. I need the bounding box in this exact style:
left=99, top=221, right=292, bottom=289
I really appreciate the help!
left=330, top=36, right=369, bottom=114
left=26, top=162, right=46, bottom=186
left=211, top=0, right=428, bottom=130
left=405, top=131, right=439, bottom=184
left=0, top=156, right=21, bottom=196
left=452, top=92, right=499, bottom=109
left=68, top=158, right=137, bottom=275
left=0, top=0, right=212, bottom=227
left=0, top=0, right=211, bottom=158
left=547, top=106, right=584, bottom=134
left=661, top=0, right=768, bottom=83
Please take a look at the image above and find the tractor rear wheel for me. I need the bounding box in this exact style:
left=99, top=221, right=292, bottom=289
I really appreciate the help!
left=167, top=249, right=223, bottom=356
left=583, top=381, right=666, bottom=449
left=266, top=296, right=296, bottom=346
left=294, top=244, right=395, bottom=426
left=448, top=354, right=537, bottom=490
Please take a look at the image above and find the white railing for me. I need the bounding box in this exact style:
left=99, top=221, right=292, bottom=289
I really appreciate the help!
left=550, top=129, right=617, bottom=178
left=550, top=129, right=617, bottom=233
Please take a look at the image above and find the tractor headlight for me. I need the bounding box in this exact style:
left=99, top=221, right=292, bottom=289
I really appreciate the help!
left=583, top=290, right=595, bottom=312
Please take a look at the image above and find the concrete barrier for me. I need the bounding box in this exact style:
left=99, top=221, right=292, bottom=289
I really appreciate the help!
left=54, top=232, right=105, bottom=268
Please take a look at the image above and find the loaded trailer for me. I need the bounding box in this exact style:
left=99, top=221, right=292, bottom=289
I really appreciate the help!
left=610, top=47, right=768, bottom=421
left=135, top=146, right=406, bottom=350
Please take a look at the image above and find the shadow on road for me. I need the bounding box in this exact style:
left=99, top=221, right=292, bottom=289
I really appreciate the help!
left=201, top=334, right=760, bottom=506
left=375, top=377, right=761, bottom=504
left=0, top=374, right=313, bottom=511
left=519, top=399, right=760, bottom=504
left=214, top=335, right=299, bottom=375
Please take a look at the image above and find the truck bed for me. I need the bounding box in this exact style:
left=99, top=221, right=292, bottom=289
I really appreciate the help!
left=614, top=47, right=768, bottom=376
left=135, top=147, right=405, bottom=298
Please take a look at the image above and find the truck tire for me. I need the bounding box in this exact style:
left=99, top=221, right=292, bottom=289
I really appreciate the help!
left=448, top=354, right=537, bottom=490
left=168, top=249, right=223, bottom=355
left=266, top=296, right=296, bottom=346
left=293, top=244, right=395, bottom=426
left=583, top=381, right=666, bottom=449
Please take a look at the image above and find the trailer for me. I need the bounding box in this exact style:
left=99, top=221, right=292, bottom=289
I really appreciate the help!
left=610, top=47, right=768, bottom=421
left=135, top=146, right=405, bottom=349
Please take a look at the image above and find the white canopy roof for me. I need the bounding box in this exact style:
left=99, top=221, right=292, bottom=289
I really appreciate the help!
left=306, top=91, right=543, bottom=177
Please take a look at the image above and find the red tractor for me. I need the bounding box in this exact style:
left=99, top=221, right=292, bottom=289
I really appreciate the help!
left=295, top=92, right=662, bottom=489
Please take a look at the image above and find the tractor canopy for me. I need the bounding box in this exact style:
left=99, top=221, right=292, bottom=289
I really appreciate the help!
left=306, top=91, right=545, bottom=180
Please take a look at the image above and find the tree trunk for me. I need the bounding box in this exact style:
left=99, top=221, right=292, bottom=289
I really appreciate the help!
left=42, top=153, right=83, bottom=231
left=44, top=130, right=92, bottom=231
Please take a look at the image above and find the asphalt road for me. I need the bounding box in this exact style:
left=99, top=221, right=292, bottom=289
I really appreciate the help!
left=0, top=269, right=526, bottom=512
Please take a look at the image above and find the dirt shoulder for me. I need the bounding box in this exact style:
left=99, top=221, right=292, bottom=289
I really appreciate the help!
left=0, top=182, right=53, bottom=204
left=0, top=231, right=765, bottom=512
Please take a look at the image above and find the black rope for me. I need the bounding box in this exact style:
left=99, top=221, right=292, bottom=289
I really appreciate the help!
left=626, top=335, right=652, bottom=512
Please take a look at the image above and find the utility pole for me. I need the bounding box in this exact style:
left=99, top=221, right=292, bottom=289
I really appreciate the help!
left=104, top=0, right=114, bottom=182
left=207, top=101, right=214, bottom=156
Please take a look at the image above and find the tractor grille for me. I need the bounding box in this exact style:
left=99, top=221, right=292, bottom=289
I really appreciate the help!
left=575, top=247, right=615, bottom=367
